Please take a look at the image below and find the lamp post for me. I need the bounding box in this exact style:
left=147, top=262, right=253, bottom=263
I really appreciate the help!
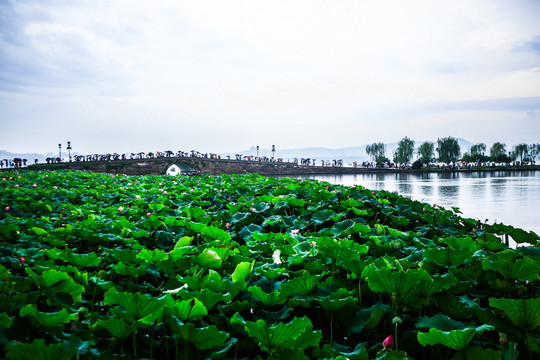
left=272, top=145, right=275, bottom=160
left=256, top=146, right=259, bottom=159
left=67, top=141, right=72, bottom=162
left=58, top=144, right=62, bottom=162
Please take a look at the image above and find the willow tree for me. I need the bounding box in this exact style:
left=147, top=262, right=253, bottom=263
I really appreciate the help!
left=366, top=142, right=386, bottom=162
left=512, top=143, right=530, bottom=163
left=393, top=137, right=415, bottom=163
left=489, top=142, right=509, bottom=163
left=436, top=137, right=460, bottom=163
left=417, top=142, right=434, bottom=165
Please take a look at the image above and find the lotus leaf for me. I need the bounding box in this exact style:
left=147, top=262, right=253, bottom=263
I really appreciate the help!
left=417, top=324, right=493, bottom=350
left=362, top=264, right=431, bottom=298
left=489, top=297, right=540, bottom=331
left=19, top=304, right=76, bottom=328
left=6, top=338, right=77, bottom=360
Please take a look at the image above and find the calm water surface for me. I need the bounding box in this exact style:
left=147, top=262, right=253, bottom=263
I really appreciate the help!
left=289, top=171, right=540, bottom=235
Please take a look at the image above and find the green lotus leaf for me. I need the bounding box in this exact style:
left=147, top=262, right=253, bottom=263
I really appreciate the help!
left=250, top=202, right=270, bottom=213
left=198, top=249, right=222, bottom=268
left=316, top=292, right=356, bottom=312
left=415, top=313, right=466, bottom=331
left=0, top=312, right=13, bottom=328
left=424, top=246, right=474, bottom=267
left=352, top=302, right=390, bottom=333
left=6, top=338, right=77, bottom=360
left=508, top=227, right=539, bottom=245
left=489, top=297, right=540, bottom=331
left=417, top=324, right=493, bottom=351
left=231, top=261, right=254, bottom=282
left=350, top=223, right=371, bottom=234
left=229, top=212, right=250, bottom=225
left=361, top=263, right=431, bottom=298
left=94, top=317, right=136, bottom=339
left=238, top=223, right=264, bottom=239
left=26, top=268, right=84, bottom=304
left=403, top=273, right=457, bottom=308
left=171, top=298, right=208, bottom=321
left=183, top=206, right=206, bottom=220
left=202, top=270, right=245, bottom=297
left=111, top=262, right=148, bottom=277
left=375, top=350, right=412, bottom=360
left=169, top=318, right=228, bottom=350
left=19, top=304, right=76, bottom=328
left=317, top=237, right=369, bottom=262
left=482, top=256, right=540, bottom=281
left=314, top=342, right=369, bottom=360
left=450, top=346, right=501, bottom=360
left=186, top=221, right=207, bottom=233
left=30, top=227, right=48, bottom=236
left=231, top=313, right=321, bottom=353
left=177, top=289, right=232, bottom=310
left=137, top=248, right=169, bottom=263
left=202, top=225, right=231, bottom=242
left=289, top=241, right=318, bottom=263
left=174, top=235, right=194, bottom=248
left=331, top=219, right=354, bottom=235
left=104, top=289, right=169, bottom=323
left=64, top=252, right=101, bottom=267
left=340, top=198, right=360, bottom=209
left=280, top=271, right=320, bottom=298
left=312, top=209, right=335, bottom=225
left=248, top=285, right=287, bottom=306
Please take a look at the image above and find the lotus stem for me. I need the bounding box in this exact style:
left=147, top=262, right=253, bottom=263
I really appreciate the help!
left=133, top=330, right=137, bottom=359
left=330, top=314, right=334, bottom=346
left=394, top=323, right=399, bottom=352
left=358, top=278, right=362, bottom=307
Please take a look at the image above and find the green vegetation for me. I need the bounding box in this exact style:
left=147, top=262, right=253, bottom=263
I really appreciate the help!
left=1, top=171, right=539, bottom=359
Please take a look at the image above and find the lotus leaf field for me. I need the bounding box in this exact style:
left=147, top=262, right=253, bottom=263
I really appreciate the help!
left=1, top=170, right=539, bottom=360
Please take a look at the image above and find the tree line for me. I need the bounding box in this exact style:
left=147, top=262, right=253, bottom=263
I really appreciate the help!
left=365, top=136, right=540, bottom=166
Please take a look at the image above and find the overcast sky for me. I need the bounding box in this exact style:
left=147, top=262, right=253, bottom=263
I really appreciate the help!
left=1, top=0, right=539, bottom=156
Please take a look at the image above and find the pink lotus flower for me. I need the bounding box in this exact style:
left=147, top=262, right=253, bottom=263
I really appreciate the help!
left=14, top=184, right=19, bottom=188
left=226, top=222, right=230, bottom=229
left=291, top=229, right=299, bottom=235
left=372, top=191, right=375, bottom=195
left=54, top=186, right=58, bottom=190
left=325, top=186, right=329, bottom=189
left=433, top=203, right=437, bottom=207
left=32, top=184, right=37, bottom=187
left=383, top=334, right=394, bottom=350
left=422, top=207, right=426, bottom=212
left=163, top=191, right=168, bottom=195
left=146, top=212, right=151, bottom=217
left=118, top=206, right=124, bottom=211
left=4, top=206, right=9, bottom=211
left=19, top=256, right=25, bottom=264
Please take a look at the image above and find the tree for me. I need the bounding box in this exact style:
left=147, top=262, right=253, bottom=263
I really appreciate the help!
left=462, top=143, right=487, bottom=163
left=393, top=137, right=415, bottom=163
left=529, top=144, right=540, bottom=163
left=511, top=143, right=529, bottom=163
left=436, top=137, right=460, bottom=163
left=417, top=142, right=434, bottom=165
left=489, top=142, right=509, bottom=163
left=366, top=142, right=386, bottom=162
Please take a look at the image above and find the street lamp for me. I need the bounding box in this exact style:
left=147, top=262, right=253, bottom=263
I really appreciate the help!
left=67, top=141, right=72, bottom=162
left=256, top=146, right=259, bottom=159
left=272, top=145, right=275, bottom=160
left=58, top=143, right=62, bottom=161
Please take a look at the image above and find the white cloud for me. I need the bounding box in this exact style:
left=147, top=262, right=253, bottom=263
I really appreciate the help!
left=1, top=0, right=540, bottom=154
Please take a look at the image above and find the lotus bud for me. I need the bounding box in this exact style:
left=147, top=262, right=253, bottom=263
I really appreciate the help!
left=383, top=334, right=394, bottom=350
left=19, top=256, right=25, bottom=264
left=147, top=212, right=151, bottom=217
left=499, top=332, right=507, bottom=344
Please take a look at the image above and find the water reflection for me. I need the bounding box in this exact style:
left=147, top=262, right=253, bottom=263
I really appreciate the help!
left=286, top=171, right=540, bottom=235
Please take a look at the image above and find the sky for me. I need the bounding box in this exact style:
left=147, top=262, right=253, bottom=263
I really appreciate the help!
left=1, top=0, right=540, bottom=156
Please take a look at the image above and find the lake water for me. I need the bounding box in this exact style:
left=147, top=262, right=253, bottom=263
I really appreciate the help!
left=287, top=170, right=540, bottom=236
